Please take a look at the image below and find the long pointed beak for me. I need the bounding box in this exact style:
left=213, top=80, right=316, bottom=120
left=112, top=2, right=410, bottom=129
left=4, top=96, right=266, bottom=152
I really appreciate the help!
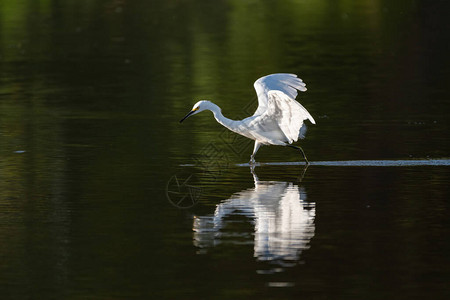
left=180, top=110, right=195, bottom=123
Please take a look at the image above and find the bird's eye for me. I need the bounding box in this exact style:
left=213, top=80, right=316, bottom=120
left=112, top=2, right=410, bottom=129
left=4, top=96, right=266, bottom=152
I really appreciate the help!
left=193, top=107, right=199, bottom=111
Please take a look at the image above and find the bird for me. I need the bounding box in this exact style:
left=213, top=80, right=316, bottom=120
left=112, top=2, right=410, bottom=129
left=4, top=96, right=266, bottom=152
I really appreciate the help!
left=180, top=73, right=316, bottom=165
left=193, top=168, right=315, bottom=264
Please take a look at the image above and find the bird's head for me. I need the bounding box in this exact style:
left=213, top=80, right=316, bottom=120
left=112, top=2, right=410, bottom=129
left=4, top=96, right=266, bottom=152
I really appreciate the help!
left=179, top=100, right=212, bottom=123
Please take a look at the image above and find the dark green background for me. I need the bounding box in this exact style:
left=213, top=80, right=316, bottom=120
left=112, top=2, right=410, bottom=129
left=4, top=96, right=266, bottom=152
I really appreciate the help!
left=0, top=1, right=449, bottom=299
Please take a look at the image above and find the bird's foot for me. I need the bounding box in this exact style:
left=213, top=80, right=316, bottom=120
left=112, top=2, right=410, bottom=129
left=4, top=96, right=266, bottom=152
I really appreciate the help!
left=249, top=156, right=255, bottom=165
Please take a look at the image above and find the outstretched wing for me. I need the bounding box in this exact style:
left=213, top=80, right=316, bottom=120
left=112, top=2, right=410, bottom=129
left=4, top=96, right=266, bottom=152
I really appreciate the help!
left=265, top=90, right=315, bottom=143
left=253, top=73, right=307, bottom=116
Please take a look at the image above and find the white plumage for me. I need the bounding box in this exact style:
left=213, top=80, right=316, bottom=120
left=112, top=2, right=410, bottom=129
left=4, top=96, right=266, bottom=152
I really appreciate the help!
left=180, top=73, right=316, bottom=164
left=193, top=170, right=315, bottom=266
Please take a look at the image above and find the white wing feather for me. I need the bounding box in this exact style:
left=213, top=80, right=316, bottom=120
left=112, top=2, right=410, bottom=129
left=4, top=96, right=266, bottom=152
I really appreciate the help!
left=266, top=90, right=315, bottom=143
left=235, top=74, right=315, bottom=145
left=253, top=73, right=307, bottom=116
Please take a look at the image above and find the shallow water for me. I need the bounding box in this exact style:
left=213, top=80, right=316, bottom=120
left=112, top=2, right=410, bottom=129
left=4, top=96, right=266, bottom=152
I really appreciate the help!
left=0, top=0, right=449, bottom=299
left=184, top=159, right=450, bottom=167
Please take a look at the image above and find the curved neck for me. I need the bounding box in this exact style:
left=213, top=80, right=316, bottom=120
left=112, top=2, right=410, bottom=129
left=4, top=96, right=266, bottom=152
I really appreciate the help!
left=207, top=103, right=236, bottom=130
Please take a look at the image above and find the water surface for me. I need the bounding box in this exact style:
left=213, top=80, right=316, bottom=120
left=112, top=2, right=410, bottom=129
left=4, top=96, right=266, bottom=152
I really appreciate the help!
left=0, top=0, right=449, bottom=299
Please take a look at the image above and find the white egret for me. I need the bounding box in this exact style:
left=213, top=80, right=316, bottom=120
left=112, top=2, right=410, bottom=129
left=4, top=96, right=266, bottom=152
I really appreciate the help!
left=193, top=169, right=315, bottom=265
left=180, top=73, right=316, bottom=164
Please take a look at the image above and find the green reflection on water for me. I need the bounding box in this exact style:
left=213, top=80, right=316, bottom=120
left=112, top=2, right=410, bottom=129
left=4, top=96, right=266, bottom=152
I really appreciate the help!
left=0, top=0, right=449, bottom=299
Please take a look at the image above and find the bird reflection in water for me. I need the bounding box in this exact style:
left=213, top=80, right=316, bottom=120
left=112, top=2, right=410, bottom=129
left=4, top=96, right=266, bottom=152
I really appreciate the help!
left=193, top=167, right=315, bottom=273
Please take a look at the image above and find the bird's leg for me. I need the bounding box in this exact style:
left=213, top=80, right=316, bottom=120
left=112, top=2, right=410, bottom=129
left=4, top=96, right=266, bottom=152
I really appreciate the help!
left=249, top=164, right=260, bottom=185
left=249, top=141, right=261, bottom=165
left=249, top=162, right=256, bottom=174
left=297, top=164, right=309, bottom=182
left=288, top=145, right=310, bottom=165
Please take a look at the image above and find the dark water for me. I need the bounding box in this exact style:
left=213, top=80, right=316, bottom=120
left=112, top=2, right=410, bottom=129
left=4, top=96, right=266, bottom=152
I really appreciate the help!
left=1, top=0, right=449, bottom=299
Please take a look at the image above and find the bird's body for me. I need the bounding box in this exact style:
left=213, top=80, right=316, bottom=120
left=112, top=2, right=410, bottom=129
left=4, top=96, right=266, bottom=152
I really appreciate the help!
left=180, top=73, right=316, bottom=164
